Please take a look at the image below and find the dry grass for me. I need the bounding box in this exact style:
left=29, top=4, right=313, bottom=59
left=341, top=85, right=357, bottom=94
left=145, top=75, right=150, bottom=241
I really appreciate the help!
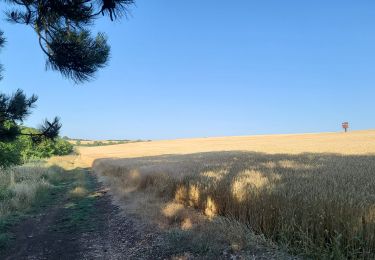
left=68, top=140, right=119, bottom=145
left=48, top=154, right=90, bottom=169
left=0, top=164, right=63, bottom=218
left=87, top=130, right=375, bottom=258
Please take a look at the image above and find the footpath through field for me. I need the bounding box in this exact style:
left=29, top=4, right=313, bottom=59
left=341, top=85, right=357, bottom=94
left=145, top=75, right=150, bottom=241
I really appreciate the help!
left=0, top=170, right=161, bottom=260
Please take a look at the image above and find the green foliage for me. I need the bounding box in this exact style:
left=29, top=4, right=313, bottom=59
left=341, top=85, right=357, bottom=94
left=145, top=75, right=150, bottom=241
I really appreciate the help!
left=18, top=127, right=74, bottom=161
left=0, top=89, right=38, bottom=141
left=53, top=139, right=74, bottom=156
left=19, top=138, right=73, bottom=160
left=0, top=141, right=22, bottom=167
left=0, top=127, right=73, bottom=167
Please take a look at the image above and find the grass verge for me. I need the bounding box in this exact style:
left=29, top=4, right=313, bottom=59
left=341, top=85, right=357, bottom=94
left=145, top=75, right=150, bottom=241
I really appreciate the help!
left=0, top=163, right=92, bottom=251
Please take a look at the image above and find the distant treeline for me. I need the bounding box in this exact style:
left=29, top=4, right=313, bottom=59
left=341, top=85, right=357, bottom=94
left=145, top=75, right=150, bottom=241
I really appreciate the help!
left=62, top=136, right=132, bottom=142
left=74, top=139, right=151, bottom=147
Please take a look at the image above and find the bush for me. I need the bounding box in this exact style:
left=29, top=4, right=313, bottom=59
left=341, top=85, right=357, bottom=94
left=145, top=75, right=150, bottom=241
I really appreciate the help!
left=0, top=127, right=74, bottom=167
left=0, top=142, right=22, bottom=167
left=18, top=137, right=74, bottom=162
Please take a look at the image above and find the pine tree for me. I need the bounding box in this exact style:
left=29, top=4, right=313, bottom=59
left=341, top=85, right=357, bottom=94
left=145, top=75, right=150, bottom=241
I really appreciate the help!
left=0, top=1, right=134, bottom=142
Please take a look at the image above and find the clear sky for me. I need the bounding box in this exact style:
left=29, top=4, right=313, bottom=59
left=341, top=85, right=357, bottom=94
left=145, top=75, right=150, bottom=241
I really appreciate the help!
left=1, top=0, right=375, bottom=140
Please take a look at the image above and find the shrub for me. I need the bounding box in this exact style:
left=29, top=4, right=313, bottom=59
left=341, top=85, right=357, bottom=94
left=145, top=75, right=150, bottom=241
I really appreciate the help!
left=0, top=127, right=74, bottom=167
left=0, top=141, right=22, bottom=167
left=18, top=133, right=74, bottom=162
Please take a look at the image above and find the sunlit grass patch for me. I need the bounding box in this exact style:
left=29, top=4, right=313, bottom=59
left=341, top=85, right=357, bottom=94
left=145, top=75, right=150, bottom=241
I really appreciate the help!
left=69, top=186, right=88, bottom=198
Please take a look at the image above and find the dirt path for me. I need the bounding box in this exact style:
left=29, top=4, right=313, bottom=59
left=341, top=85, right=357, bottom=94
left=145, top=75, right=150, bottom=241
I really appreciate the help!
left=0, top=172, right=162, bottom=260
left=0, top=170, right=296, bottom=260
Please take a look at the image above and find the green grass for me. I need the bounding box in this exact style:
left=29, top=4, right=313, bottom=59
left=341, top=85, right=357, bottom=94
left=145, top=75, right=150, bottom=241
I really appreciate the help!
left=0, top=164, right=92, bottom=251
left=52, top=172, right=98, bottom=232
left=53, top=196, right=97, bottom=232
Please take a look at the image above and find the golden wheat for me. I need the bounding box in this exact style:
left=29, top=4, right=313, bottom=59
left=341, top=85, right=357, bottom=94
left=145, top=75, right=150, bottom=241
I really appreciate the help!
left=87, top=130, right=375, bottom=258
left=80, top=130, right=375, bottom=166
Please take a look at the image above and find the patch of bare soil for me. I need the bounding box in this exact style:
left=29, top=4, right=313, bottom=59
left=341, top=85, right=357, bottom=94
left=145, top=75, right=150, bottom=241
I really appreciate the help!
left=78, top=191, right=161, bottom=259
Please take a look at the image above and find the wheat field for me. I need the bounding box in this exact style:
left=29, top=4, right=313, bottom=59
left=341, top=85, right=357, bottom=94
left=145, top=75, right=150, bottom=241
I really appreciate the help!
left=83, top=130, right=375, bottom=258
left=80, top=130, right=375, bottom=165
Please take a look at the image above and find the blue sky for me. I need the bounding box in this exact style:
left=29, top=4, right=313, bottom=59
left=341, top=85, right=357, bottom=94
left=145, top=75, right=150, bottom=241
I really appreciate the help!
left=1, top=0, right=375, bottom=140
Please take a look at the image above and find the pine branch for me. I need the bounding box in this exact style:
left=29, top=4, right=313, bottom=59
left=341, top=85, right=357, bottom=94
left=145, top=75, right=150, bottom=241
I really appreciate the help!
left=5, top=0, right=134, bottom=82
left=0, top=89, right=60, bottom=142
